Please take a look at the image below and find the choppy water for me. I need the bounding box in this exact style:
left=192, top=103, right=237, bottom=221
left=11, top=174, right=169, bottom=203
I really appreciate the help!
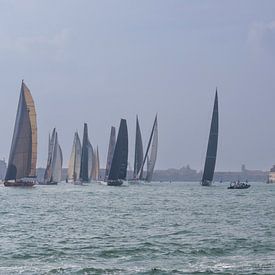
left=0, top=182, right=274, bottom=274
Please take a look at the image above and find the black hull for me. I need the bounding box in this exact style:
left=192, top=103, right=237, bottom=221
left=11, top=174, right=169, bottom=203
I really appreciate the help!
left=39, top=182, right=58, bottom=185
left=228, top=184, right=250, bottom=189
left=201, top=180, right=212, bottom=186
left=4, top=181, right=36, bottom=187
left=107, top=180, right=123, bottom=186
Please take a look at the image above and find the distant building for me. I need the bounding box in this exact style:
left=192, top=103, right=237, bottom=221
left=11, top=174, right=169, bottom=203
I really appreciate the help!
left=0, top=159, right=7, bottom=179
left=267, top=165, right=275, bottom=183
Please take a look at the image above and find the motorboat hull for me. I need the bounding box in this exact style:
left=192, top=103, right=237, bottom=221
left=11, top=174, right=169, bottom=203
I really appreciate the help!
left=228, top=184, right=250, bottom=189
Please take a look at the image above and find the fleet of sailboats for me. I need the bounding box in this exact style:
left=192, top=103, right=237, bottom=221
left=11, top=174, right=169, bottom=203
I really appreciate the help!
left=2, top=80, right=223, bottom=188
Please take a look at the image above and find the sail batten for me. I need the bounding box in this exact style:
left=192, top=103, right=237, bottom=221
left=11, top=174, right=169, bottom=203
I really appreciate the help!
left=202, top=90, right=219, bottom=185
left=5, top=81, right=37, bottom=181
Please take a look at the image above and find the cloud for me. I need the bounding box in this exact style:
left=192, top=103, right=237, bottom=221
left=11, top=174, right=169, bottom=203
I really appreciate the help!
left=248, top=21, right=275, bottom=56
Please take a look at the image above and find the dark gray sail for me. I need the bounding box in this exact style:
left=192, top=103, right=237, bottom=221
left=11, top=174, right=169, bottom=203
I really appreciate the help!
left=133, top=116, right=144, bottom=179
left=5, top=81, right=37, bottom=181
left=79, top=123, right=91, bottom=182
left=108, top=119, right=128, bottom=183
left=201, top=90, right=219, bottom=186
left=105, top=126, right=116, bottom=179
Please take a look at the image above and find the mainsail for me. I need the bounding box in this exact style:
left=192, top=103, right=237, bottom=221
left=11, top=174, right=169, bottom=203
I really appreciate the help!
left=108, top=119, right=128, bottom=181
left=105, top=126, right=116, bottom=179
left=202, top=90, right=219, bottom=186
left=133, top=116, right=144, bottom=179
left=67, top=132, right=82, bottom=181
left=138, top=115, right=158, bottom=182
left=5, top=81, right=37, bottom=181
left=79, top=123, right=93, bottom=182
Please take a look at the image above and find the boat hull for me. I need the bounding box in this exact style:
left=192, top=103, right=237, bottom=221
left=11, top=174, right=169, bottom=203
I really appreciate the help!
left=4, top=181, right=36, bottom=187
left=201, top=180, right=212, bottom=186
left=228, top=184, right=250, bottom=189
left=39, top=181, right=58, bottom=185
left=107, top=180, right=123, bottom=186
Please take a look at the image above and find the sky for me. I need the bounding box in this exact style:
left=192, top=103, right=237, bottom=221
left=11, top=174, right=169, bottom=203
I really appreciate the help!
left=0, top=0, right=275, bottom=171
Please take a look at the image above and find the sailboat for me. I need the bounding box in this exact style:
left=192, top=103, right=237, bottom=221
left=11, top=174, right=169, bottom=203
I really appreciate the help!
left=4, top=81, right=38, bottom=187
left=42, top=128, right=63, bottom=185
left=107, top=119, right=128, bottom=186
left=201, top=90, right=219, bottom=186
left=79, top=123, right=93, bottom=183
left=67, top=132, right=82, bottom=183
left=105, top=126, right=116, bottom=180
left=136, top=115, right=158, bottom=183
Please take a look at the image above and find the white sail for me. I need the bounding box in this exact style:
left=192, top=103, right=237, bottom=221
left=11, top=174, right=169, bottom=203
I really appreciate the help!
left=44, top=130, right=63, bottom=183
left=50, top=133, right=63, bottom=183
left=67, top=132, right=82, bottom=181
left=44, top=129, right=56, bottom=181
left=146, top=117, right=158, bottom=182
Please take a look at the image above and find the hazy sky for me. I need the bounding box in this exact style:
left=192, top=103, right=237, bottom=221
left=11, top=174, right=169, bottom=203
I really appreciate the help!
left=0, top=0, right=275, bottom=171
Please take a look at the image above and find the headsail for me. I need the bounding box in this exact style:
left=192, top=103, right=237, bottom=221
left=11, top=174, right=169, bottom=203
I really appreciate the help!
left=202, top=90, right=219, bottom=186
left=133, top=116, right=144, bottom=179
left=105, top=126, right=116, bottom=179
left=108, top=119, right=128, bottom=181
left=67, top=132, right=82, bottom=181
left=44, top=128, right=56, bottom=181
left=145, top=116, right=158, bottom=182
left=138, top=115, right=158, bottom=182
left=44, top=129, right=63, bottom=183
left=5, top=81, right=37, bottom=181
left=50, top=132, right=63, bottom=183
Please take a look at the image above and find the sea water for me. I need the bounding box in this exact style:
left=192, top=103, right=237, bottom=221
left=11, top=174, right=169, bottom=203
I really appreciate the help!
left=0, top=182, right=274, bottom=274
